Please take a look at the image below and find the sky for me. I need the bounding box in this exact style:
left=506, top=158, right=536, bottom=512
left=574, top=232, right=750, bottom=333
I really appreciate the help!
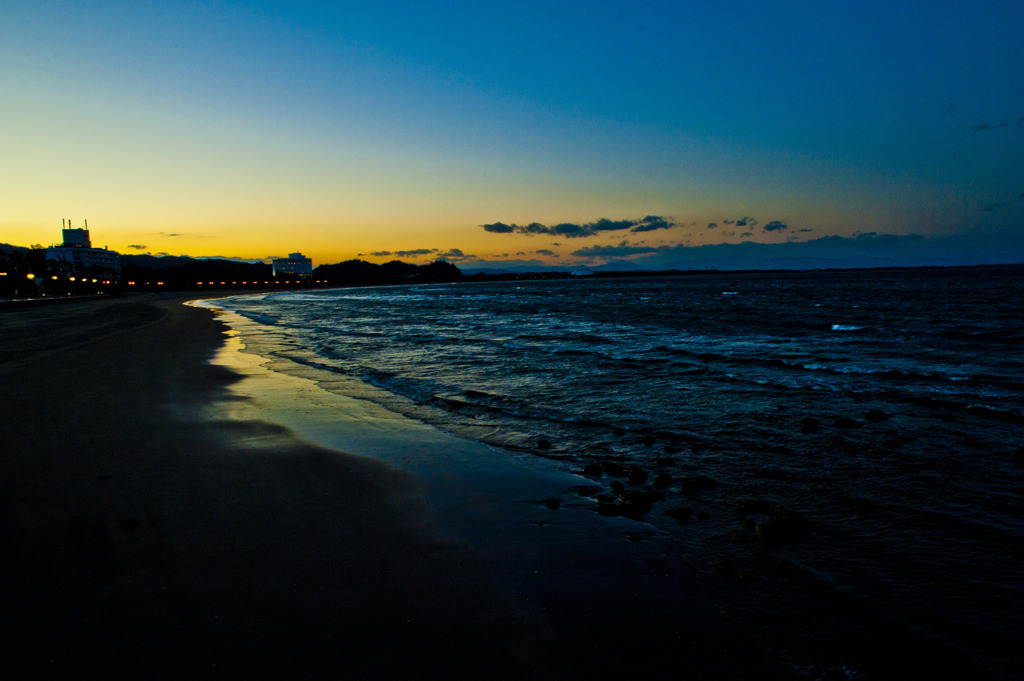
left=2, top=1, right=1023, bottom=269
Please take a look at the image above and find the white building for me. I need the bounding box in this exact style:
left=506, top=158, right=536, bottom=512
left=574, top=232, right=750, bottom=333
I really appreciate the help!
left=46, top=220, right=122, bottom=279
left=272, top=252, right=313, bottom=278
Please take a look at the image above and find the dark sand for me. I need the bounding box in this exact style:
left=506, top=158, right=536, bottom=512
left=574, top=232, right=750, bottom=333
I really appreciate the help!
left=1, top=295, right=792, bottom=680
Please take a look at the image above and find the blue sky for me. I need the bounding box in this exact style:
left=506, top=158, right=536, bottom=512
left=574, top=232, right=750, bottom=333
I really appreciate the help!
left=2, top=1, right=1022, bottom=267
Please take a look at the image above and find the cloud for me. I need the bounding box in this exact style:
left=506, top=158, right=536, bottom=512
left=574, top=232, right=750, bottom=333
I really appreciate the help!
left=393, top=248, right=437, bottom=257
left=127, top=244, right=147, bottom=250
left=481, top=216, right=676, bottom=238
left=364, top=251, right=393, bottom=257
left=707, top=222, right=718, bottom=229
left=535, top=249, right=555, bottom=256
left=969, top=118, right=1024, bottom=132
left=438, top=248, right=476, bottom=261
left=741, top=232, right=753, bottom=238
left=482, top=222, right=516, bottom=233
left=763, top=220, right=789, bottom=232
left=797, top=228, right=813, bottom=233
left=629, top=215, right=675, bottom=233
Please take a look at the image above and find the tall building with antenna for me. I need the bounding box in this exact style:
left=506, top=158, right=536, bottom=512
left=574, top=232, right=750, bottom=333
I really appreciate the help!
left=46, top=219, right=122, bottom=279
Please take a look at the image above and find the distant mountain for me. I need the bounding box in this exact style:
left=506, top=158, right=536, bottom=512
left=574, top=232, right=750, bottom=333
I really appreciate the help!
left=121, top=254, right=273, bottom=282
left=119, top=254, right=463, bottom=286
left=314, top=259, right=462, bottom=283
left=590, top=259, right=646, bottom=272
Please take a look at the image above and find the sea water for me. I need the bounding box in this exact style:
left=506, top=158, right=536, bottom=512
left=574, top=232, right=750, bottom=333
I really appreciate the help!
left=210, top=267, right=1024, bottom=679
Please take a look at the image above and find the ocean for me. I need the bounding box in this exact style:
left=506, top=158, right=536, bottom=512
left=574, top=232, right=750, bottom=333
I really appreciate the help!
left=208, top=267, right=1024, bottom=679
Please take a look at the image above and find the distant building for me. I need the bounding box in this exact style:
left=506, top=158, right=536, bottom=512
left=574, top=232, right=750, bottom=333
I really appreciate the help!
left=272, top=252, right=313, bottom=278
left=46, top=220, right=121, bottom=280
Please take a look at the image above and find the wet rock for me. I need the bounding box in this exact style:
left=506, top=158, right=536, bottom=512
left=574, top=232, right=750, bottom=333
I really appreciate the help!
left=715, top=558, right=754, bottom=580
left=618, top=490, right=663, bottom=516
left=597, top=503, right=623, bottom=517
left=600, top=461, right=626, bottom=476
left=542, top=498, right=560, bottom=510
left=834, top=417, right=860, bottom=428
left=881, top=434, right=915, bottom=449
left=838, top=493, right=880, bottom=513
left=714, top=557, right=736, bottom=575
left=582, top=463, right=603, bottom=477
left=864, top=409, right=891, bottom=423
left=609, top=480, right=625, bottom=494
left=801, top=417, right=820, bottom=433
left=536, top=439, right=551, bottom=450
left=680, top=476, right=717, bottom=495
left=576, top=485, right=601, bottom=498
left=736, top=499, right=779, bottom=515
left=653, top=472, right=674, bottom=487
left=596, top=493, right=617, bottom=503
left=755, top=516, right=811, bottom=547
left=665, top=505, right=692, bottom=523
left=737, top=500, right=811, bottom=547
left=627, top=466, right=648, bottom=484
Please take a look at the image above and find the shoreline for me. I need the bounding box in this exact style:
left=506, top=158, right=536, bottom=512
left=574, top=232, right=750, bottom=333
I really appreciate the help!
left=1, top=294, right=791, bottom=679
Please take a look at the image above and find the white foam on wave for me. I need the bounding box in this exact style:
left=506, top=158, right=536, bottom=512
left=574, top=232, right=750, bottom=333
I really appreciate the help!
left=831, top=324, right=864, bottom=331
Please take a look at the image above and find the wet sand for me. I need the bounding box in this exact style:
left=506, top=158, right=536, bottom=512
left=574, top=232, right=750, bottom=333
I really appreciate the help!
left=0, top=294, right=792, bottom=680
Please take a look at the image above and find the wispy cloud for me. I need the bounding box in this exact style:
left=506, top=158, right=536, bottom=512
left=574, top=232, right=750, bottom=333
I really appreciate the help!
left=969, top=117, right=1024, bottom=132
left=482, top=215, right=676, bottom=238
left=127, top=244, right=147, bottom=250
left=394, top=248, right=437, bottom=257
left=763, top=220, right=789, bottom=232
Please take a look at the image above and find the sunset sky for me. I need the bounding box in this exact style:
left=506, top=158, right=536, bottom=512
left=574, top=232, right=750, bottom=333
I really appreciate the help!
left=3, top=1, right=1022, bottom=268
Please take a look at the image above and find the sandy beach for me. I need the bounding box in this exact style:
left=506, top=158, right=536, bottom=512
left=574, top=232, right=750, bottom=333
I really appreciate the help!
left=1, top=294, right=791, bottom=680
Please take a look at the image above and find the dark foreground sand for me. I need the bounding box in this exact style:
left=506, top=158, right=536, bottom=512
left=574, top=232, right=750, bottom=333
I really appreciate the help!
left=1, top=295, right=792, bottom=680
